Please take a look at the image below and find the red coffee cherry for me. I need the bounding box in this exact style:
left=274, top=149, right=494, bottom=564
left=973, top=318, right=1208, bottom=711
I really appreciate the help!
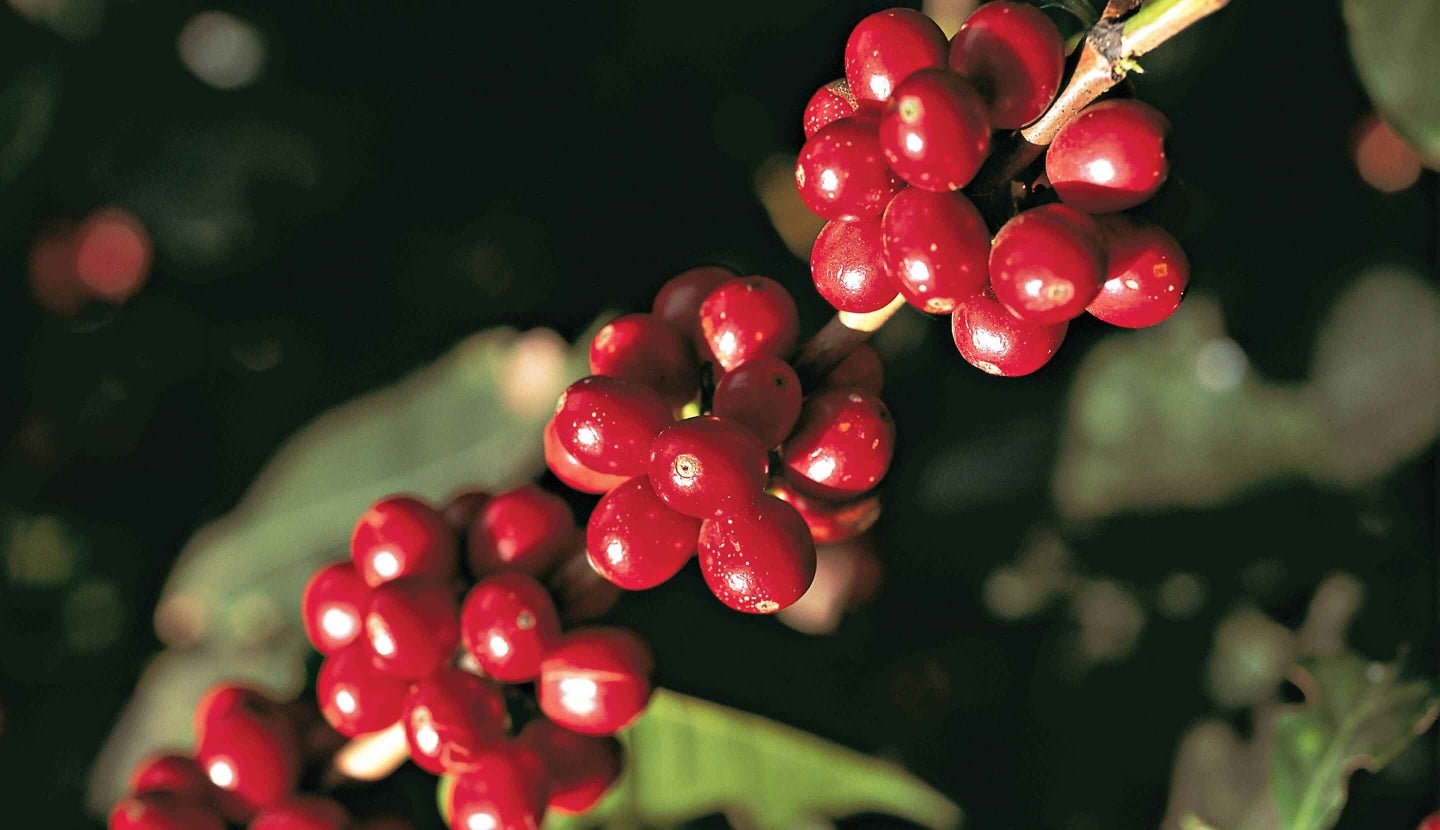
left=193, top=685, right=285, bottom=747
left=127, top=753, right=215, bottom=803
left=650, top=265, right=735, bottom=348
left=590, top=313, right=699, bottom=408
left=351, top=495, right=457, bottom=588
left=249, top=797, right=352, bottom=830
left=844, top=8, right=949, bottom=105
left=440, top=489, right=492, bottom=533
left=948, top=1, right=1065, bottom=129
left=880, top=69, right=990, bottom=191
left=1418, top=812, right=1440, bottom=830
left=109, top=792, right=225, bottom=830
left=698, top=276, right=801, bottom=372
left=988, top=204, right=1106, bottom=324
left=316, top=644, right=409, bottom=737
left=1046, top=99, right=1171, bottom=213
left=810, top=218, right=899, bottom=314
left=951, top=289, right=1068, bottom=376
left=881, top=187, right=990, bottom=314
left=518, top=718, right=623, bottom=815
left=553, top=376, right=673, bottom=477
left=781, top=388, right=895, bottom=501
left=768, top=478, right=882, bottom=545
left=697, top=494, right=817, bottom=614
left=803, top=78, right=861, bottom=138
left=712, top=356, right=803, bottom=448
left=538, top=628, right=654, bottom=736
left=402, top=668, right=509, bottom=775
left=301, top=561, right=370, bottom=655
left=795, top=118, right=906, bottom=222
left=467, top=484, right=576, bottom=578
left=648, top=416, right=770, bottom=519
left=447, top=743, right=551, bottom=830
left=820, top=343, right=884, bottom=394
left=460, top=572, right=563, bottom=683
left=74, top=206, right=152, bottom=305
left=364, top=579, right=460, bottom=679
left=544, top=416, right=628, bottom=495
left=195, top=707, right=300, bottom=817
left=1086, top=215, right=1190, bottom=328
left=586, top=476, right=700, bottom=590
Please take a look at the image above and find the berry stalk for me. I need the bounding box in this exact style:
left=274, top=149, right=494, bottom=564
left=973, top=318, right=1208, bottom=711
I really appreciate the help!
left=792, top=293, right=907, bottom=384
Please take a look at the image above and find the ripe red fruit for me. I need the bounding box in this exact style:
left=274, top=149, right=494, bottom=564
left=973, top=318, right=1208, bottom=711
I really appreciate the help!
left=109, top=793, right=225, bottom=830
left=988, top=204, right=1106, bottom=324
left=948, top=1, right=1065, bottom=129
left=316, top=644, right=409, bottom=737
left=402, top=668, right=509, bottom=774
left=127, top=753, right=215, bottom=803
left=803, top=78, right=861, bottom=138
left=544, top=416, right=628, bottom=495
left=1046, top=99, right=1171, bottom=213
left=538, top=628, right=654, bottom=735
left=249, top=796, right=352, bottom=830
left=712, top=356, right=803, bottom=448
left=195, top=707, right=300, bottom=817
left=844, top=8, right=949, bottom=105
left=1418, top=812, right=1440, bottom=830
left=590, top=313, right=699, bottom=408
left=586, top=476, right=700, bottom=590
left=810, top=218, right=899, bottom=314
left=193, top=685, right=284, bottom=747
left=447, top=743, right=551, bottom=830
left=1086, top=216, right=1190, bottom=328
left=781, top=389, right=895, bottom=501
left=881, top=187, right=990, bottom=314
left=518, top=719, right=623, bottom=815
left=820, top=343, right=884, bottom=394
left=351, top=495, right=457, bottom=588
left=554, top=376, right=673, bottom=477
left=880, top=69, right=991, bottom=191
left=441, top=489, right=492, bottom=533
left=460, top=572, right=563, bottom=682
left=951, top=289, right=1068, bottom=376
left=466, top=484, right=576, bottom=577
left=795, top=117, right=905, bottom=222
left=651, top=265, right=735, bottom=347
left=301, top=561, right=370, bottom=655
left=364, top=579, right=461, bottom=679
left=768, top=478, right=882, bottom=545
left=74, top=207, right=152, bottom=304
left=698, top=276, right=801, bottom=372
left=697, top=494, right=817, bottom=613
left=648, top=416, right=770, bottom=519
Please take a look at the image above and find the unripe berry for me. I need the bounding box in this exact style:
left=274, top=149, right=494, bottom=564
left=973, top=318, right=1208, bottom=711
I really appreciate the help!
left=882, top=187, right=990, bottom=314
left=880, top=69, right=990, bottom=191
left=364, top=579, right=460, bottom=679
left=951, top=289, right=1068, bottom=376
left=586, top=476, right=700, bottom=590
left=302, top=561, right=370, bottom=655
left=820, top=343, right=884, bottom=394
left=1046, top=99, right=1171, bottom=213
left=518, top=719, right=623, bottom=815
left=795, top=118, right=905, bottom=222
left=988, top=204, right=1106, bottom=324
left=781, top=389, right=895, bottom=501
left=802, top=78, right=861, bottom=138
left=712, top=356, right=803, bottom=448
left=109, top=793, right=225, bottom=830
left=948, top=1, right=1065, bottom=129
left=195, top=707, right=300, bottom=817
left=698, top=276, right=801, bottom=372
left=351, top=496, right=457, bottom=588
left=590, top=313, right=699, bottom=408
left=127, top=753, right=215, bottom=803
left=553, top=376, right=673, bottom=477
left=466, top=484, right=575, bottom=577
left=810, top=218, right=899, bottom=314
left=650, top=265, right=735, bottom=348
left=249, top=796, right=352, bottom=830
left=316, top=644, right=409, bottom=737
left=447, top=743, right=551, bottom=830
left=460, top=572, right=562, bottom=683
left=844, top=8, right=949, bottom=105
left=1086, top=215, right=1190, bottom=328
left=402, top=668, right=509, bottom=774
left=768, top=478, right=882, bottom=545
left=648, top=416, right=769, bottom=519
left=544, top=416, right=628, bottom=495
left=538, top=628, right=654, bottom=735
left=698, top=494, right=817, bottom=613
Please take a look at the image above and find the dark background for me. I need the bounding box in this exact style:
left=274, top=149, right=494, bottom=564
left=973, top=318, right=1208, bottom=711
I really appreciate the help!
left=0, top=1, right=1434, bottom=827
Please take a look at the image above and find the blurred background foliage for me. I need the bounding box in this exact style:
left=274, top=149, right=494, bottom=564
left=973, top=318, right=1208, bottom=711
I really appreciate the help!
left=0, top=0, right=1434, bottom=828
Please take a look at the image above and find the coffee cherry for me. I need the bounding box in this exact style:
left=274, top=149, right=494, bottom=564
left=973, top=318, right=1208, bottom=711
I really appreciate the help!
left=586, top=476, right=700, bottom=590
left=193, top=685, right=285, bottom=747
left=880, top=69, right=990, bottom=191
left=249, top=797, right=352, bottom=830
left=518, top=719, right=623, bottom=815
left=195, top=707, right=300, bottom=817
left=795, top=118, right=905, bottom=222
left=544, top=416, right=628, bottom=495
left=109, top=792, right=225, bottom=830
left=301, top=561, right=370, bottom=655
left=948, top=1, right=1064, bottom=129
left=648, top=416, right=769, bottom=519
left=651, top=265, right=735, bottom=348
left=590, top=313, right=699, bottom=408
left=820, top=343, right=884, bottom=394
left=364, top=579, right=461, bottom=679
left=1418, top=812, right=1440, bottom=830
left=554, top=376, right=673, bottom=477
left=881, top=187, right=990, bottom=313
left=810, top=218, right=899, bottom=314
left=316, top=644, right=409, bottom=737
left=460, top=572, right=562, bottom=682
left=447, top=743, right=550, bottom=830
left=697, top=494, right=817, bottom=613
left=988, top=204, right=1106, bottom=324
left=844, top=8, right=949, bottom=105
left=951, top=289, right=1068, bottom=376
left=538, top=628, right=654, bottom=735
left=1086, top=216, right=1190, bottom=328
left=781, top=389, right=895, bottom=501
left=402, top=668, right=509, bottom=775
left=803, top=78, right=861, bottom=138
left=441, top=489, right=492, bottom=533
left=1046, top=99, right=1170, bottom=213
left=698, top=276, right=801, bottom=372
left=467, top=484, right=576, bottom=578
left=351, top=496, right=457, bottom=588
left=74, top=207, right=152, bottom=305
left=128, top=753, right=215, bottom=803
left=712, top=356, right=803, bottom=448
left=768, top=478, right=882, bottom=545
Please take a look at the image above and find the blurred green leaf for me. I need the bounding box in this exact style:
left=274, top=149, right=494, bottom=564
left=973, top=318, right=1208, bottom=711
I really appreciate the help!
left=1343, top=0, right=1440, bottom=167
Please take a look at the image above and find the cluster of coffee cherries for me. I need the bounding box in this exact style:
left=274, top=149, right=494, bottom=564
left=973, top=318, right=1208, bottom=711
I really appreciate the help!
left=546, top=265, right=892, bottom=614
left=796, top=4, right=1191, bottom=376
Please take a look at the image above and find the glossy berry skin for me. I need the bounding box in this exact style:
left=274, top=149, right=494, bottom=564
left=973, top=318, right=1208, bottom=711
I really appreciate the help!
left=590, top=313, right=699, bottom=408
left=467, top=484, right=576, bottom=577
left=586, top=476, right=700, bottom=590
left=351, top=496, right=457, bottom=588
left=193, top=685, right=285, bottom=747
left=364, top=579, right=460, bottom=679
left=249, top=797, right=352, bottom=830
left=1418, top=812, right=1440, bottom=830
left=795, top=118, right=905, bottom=222
left=441, top=489, right=492, bottom=533
left=768, top=478, right=882, bottom=545
left=316, top=644, right=410, bottom=737
left=821, top=343, right=884, bottom=394
left=803, top=78, right=860, bottom=138
left=460, top=572, right=563, bottom=683
left=844, top=8, right=949, bottom=105
left=109, top=793, right=225, bottom=830
left=951, top=289, right=1068, bottom=376
left=518, top=719, right=623, bottom=815
left=712, top=356, right=803, bottom=448
left=195, top=708, right=300, bottom=817
left=538, top=628, right=654, bottom=736
left=810, top=218, right=899, bottom=314
left=128, top=753, right=215, bottom=802
left=1086, top=216, right=1190, bottom=328
left=446, top=743, right=550, bottom=830
left=988, top=204, right=1106, bottom=324
left=881, top=187, right=990, bottom=313
left=880, top=69, right=991, bottom=191
left=1046, top=99, right=1170, bottom=213
left=544, top=416, right=628, bottom=495
left=948, top=1, right=1064, bottom=129
left=698, top=276, right=801, bottom=372
left=648, top=416, right=769, bottom=519
left=697, top=494, right=817, bottom=614
left=781, top=389, right=895, bottom=501
left=650, top=265, right=735, bottom=348
left=301, top=561, right=370, bottom=655
left=402, top=668, right=509, bottom=774
left=553, top=375, right=673, bottom=477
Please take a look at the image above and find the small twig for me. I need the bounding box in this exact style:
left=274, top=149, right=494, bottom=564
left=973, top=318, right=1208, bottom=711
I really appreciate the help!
left=792, top=294, right=907, bottom=386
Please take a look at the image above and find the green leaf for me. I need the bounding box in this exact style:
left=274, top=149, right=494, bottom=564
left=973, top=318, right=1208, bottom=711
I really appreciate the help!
left=1270, top=655, right=1440, bottom=830
left=1343, top=0, right=1440, bottom=166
